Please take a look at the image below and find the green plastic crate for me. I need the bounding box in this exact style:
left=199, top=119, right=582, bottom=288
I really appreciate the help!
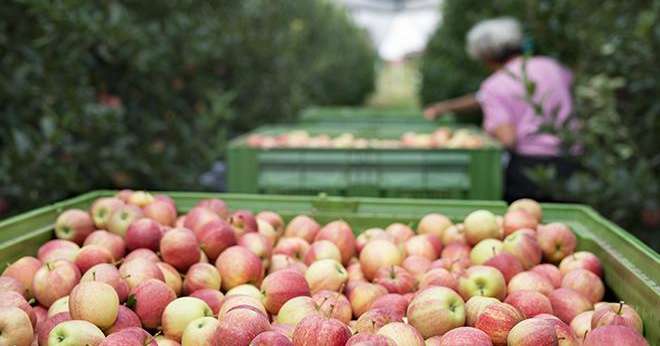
left=227, top=124, right=503, bottom=199
left=0, top=191, right=658, bottom=344
left=298, top=106, right=459, bottom=126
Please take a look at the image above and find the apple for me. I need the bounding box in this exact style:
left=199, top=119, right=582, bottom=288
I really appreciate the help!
left=313, top=290, right=353, bottom=324
left=32, top=260, right=81, bottom=307
left=474, top=302, right=524, bottom=346
left=271, top=323, right=294, bottom=340
left=458, top=265, right=506, bottom=301
left=229, top=210, right=258, bottom=238
left=273, top=237, right=310, bottom=262
left=33, top=304, right=48, bottom=325
left=2, top=256, right=42, bottom=298
left=226, top=284, right=263, bottom=300
left=303, top=240, right=342, bottom=265
left=583, top=325, right=648, bottom=346
left=119, top=257, right=164, bottom=290
left=80, top=263, right=129, bottom=302
left=250, top=330, right=293, bottom=346
left=504, top=290, right=553, bottom=318
left=292, top=314, right=351, bottom=346
left=441, top=243, right=470, bottom=261
left=314, top=220, right=356, bottom=265
left=349, top=282, right=387, bottom=318
left=537, top=223, right=577, bottom=263
left=506, top=317, right=557, bottom=345
left=507, top=271, right=554, bottom=296
left=107, top=204, right=144, bottom=237
left=570, top=310, right=593, bottom=342
left=305, top=259, right=348, bottom=294
left=219, top=295, right=267, bottom=319
left=262, top=269, right=311, bottom=314
left=256, top=219, right=279, bottom=248
left=401, top=255, right=431, bottom=280
left=407, top=286, right=465, bottom=338
left=508, top=199, right=542, bottom=222
left=125, top=218, right=163, bottom=252
left=162, top=297, right=214, bottom=341
left=0, top=291, right=36, bottom=327
left=48, top=296, right=69, bottom=317
left=386, top=223, right=415, bottom=244
left=442, top=224, right=468, bottom=245
left=127, top=191, right=154, bottom=207
left=417, top=213, right=453, bottom=239
left=216, top=245, right=264, bottom=290
left=275, top=296, right=320, bottom=326
left=90, top=197, right=124, bottom=229
left=131, top=278, right=176, bottom=329
left=374, top=265, right=415, bottom=294
left=530, top=264, right=562, bottom=288
left=184, top=207, right=222, bottom=234
left=239, top=232, right=274, bottom=265
left=347, top=260, right=366, bottom=282
left=377, top=322, right=425, bottom=346
left=155, top=336, right=181, bottom=346
left=431, top=257, right=470, bottom=276
left=156, top=262, right=183, bottom=296
left=269, top=254, right=307, bottom=275
left=502, top=232, right=542, bottom=269
left=143, top=199, right=178, bottom=227
left=0, top=276, right=24, bottom=296
left=189, top=289, right=224, bottom=315
left=404, top=235, right=438, bottom=260
left=284, top=215, right=321, bottom=243
left=83, top=231, right=125, bottom=260
left=502, top=209, right=538, bottom=237
left=419, top=268, right=458, bottom=291
left=0, top=306, right=33, bottom=346
left=54, top=209, right=95, bottom=245
left=359, top=239, right=403, bottom=281
left=257, top=210, right=285, bottom=235
left=346, top=333, right=396, bottom=346
left=101, top=327, right=158, bottom=346
left=439, top=326, right=492, bottom=346
left=483, top=252, right=523, bottom=283
left=74, top=245, right=114, bottom=274
left=548, top=288, right=593, bottom=324
left=125, top=248, right=159, bottom=262
left=48, top=320, right=105, bottom=345
left=561, top=269, right=604, bottom=304
left=160, top=228, right=200, bottom=272
left=464, top=296, right=499, bottom=327
left=539, top=314, right=581, bottom=346
left=559, top=251, right=603, bottom=277
left=470, top=239, right=503, bottom=265
left=196, top=198, right=230, bottom=219
left=69, top=281, right=119, bottom=329
left=183, top=263, right=221, bottom=295
left=37, top=312, right=71, bottom=346
left=179, top=316, right=220, bottom=346
left=106, top=305, right=142, bottom=334
left=591, top=301, right=643, bottom=334
left=464, top=210, right=500, bottom=245
left=195, top=220, right=237, bottom=261
left=37, top=239, right=80, bottom=263
left=354, top=308, right=398, bottom=334
left=116, top=189, right=134, bottom=202
left=216, top=305, right=271, bottom=345
left=356, top=228, right=387, bottom=253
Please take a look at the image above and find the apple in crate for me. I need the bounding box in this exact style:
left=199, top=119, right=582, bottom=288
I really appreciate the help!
left=216, top=305, right=271, bottom=345
left=106, top=305, right=141, bottom=334
left=537, top=223, right=577, bottom=262
left=501, top=209, right=538, bottom=237
left=292, top=314, right=351, bottom=346
left=2, top=256, right=42, bottom=298
left=160, top=227, right=200, bottom=272
left=558, top=251, right=603, bottom=277
left=583, top=325, right=649, bottom=346
left=591, top=301, right=643, bottom=334
left=257, top=210, right=285, bottom=235
left=37, top=239, right=80, bottom=263
left=216, top=245, right=264, bottom=290
left=119, top=257, right=164, bottom=290
left=229, top=210, right=258, bottom=238
left=304, top=240, right=342, bottom=265
left=349, top=282, right=388, bottom=318
left=484, top=252, right=523, bottom=283
left=261, top=269, right=311, bottom=314
left=474, top=302, right=524, bottom=346
left=314, top=220, right=356, bottom=265
left=184, top=207, right=222, bottom=234
left=196, top=198, right=230, bottom=219
left=502, top=231, right=542, bottom=269
left=107, top=204, right=144, bottom=237
left=346, top=333, right=396, bottom=346
left=377, top=322, right=425, bottom=346
left=386, top=222, right=415, bottom=244
left=196, top=219, right=237, bottom=261
left=285, top=215, right=321, bottom=243
left=561, top=268, right=604, bottom=303
left=465, top=296, right=499, bottom=327
left=143, top=199, right=177, bottom=227
left=74, top=245, right=114, bottom=273
left=548, top=288, right=593, bottom=324
left=464, top=210, right=501, bottom=245
left=125, top=218, right=163, bottom=252
left=251, top=330, right=293, bottom=346
left=507, top=271, right=553, bottom=296
left=439, top=326, right=493, bottom=346
left=504, top=290, right=553, bottom=318
left=276, top=296, right=320, bottom=326
left=0, top=291, right=36, bottom=327
left=102, top=327, right=158, bottom=346
left=33, top=260, right=81, bottom=307
left=470, top=239, right=503, bottom=265
left=180, top=316, right=220, bottom=346
left=458, top=265, right=507, bottom=301
left=417, top=213, right=453, bottom=239
left=131, top=279, right=176, bottom=329
left=54, top=209, right=95, bottom=245
left=273, top=237, right=310, bottom=261
left=0, top=309, right=34, bottom=346
left=374, top=265, right=415, bottom=294
left=506, top=317, right=558, bottom=346
left=360, top=239, right=403, bottom=281
left=69, top=281, right=119, bottom=329
left=183, top=263, right=222, bottom=295
left=508, top=198, right=543, bottom=222
left=407, top=286, right=466, bottom=338
left=312, top=290, right=353, bottom=324
left=48, top=320, right=105, bottom=346
left=89, top=197, right=124, bottom=229
left=162, top=297, right=214, bottom=341
left=530, top=264, right=562, bottom=288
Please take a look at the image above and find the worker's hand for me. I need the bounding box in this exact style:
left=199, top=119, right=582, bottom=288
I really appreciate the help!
left=423, top=101, right=453, bottom=120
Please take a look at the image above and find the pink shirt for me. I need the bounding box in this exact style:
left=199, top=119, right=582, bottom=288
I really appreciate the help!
left=477, top=56, right=573, bottom=156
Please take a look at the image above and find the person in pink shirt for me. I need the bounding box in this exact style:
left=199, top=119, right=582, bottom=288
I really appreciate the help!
left=424, top=17, right=575, bottom=201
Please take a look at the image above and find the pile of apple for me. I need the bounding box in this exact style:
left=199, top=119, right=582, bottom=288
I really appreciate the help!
left=0, top=191, right=650, bottom=346
left=246, top=128, right=486, bottom=150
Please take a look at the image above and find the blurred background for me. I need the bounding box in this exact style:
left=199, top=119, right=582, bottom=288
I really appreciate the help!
left=0, top=0, right=658, bottom=248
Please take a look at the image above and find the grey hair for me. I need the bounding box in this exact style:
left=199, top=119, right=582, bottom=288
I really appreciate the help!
left=466, top=17, right=523, bottom=62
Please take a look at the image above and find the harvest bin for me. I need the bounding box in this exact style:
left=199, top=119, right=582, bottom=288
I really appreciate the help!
left=298, top=106, right=456, bottom=125
left=0, top=191, right=658, bottom=343
left=227, top=124, right=503, bottom=199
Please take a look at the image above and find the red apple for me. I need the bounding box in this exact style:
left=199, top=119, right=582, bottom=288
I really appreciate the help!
left=37, top=312, right=71, bottom=346
left=537, top=223, right=576, bottom=263
left=508, top=271, right=553, bottom=296
left=251, top=330, right=293, bottom=346
left=81, top=263, right=130, bottom=302
left=377, top=322, right=425, bottom=346
left=537, top=315, right=580, bottom=346
left=196, top=198, right=230, bottom=219
left=458, top=265, right=507, bottom=301
left=484, top=252, right=523, bottom=283
left=273, top=237, right=310, bottom=262
left=304, top=240, right=342, bottom=265
left=54, top=209, right=95, bottom=245
left=32, top=260, right=81, bottom=307
left=184, top=207, right=222, bottom=234
left=349, top=282, right=388, bottom=318
left=2, top=256, right=42, bottom=298
left=229, top=210, right=259, bottom=238
left=401, top=255, right=431, bottom=280
left=548, top=288, right=593, bottom=324
left=102, top=327, right=157, bottom=346
left=502, top=232, right=542, bottom=269
left=386, top=223, right=415, bottom=244
left=502, top=209, right=538, bottom=237
left=292, top=314, right=351, bottom=346
left=143, top=199, right=177, bottom=227
left=474, top=302, right=524, bottom=346
left=506, top=317, right=558, bottom=346
left=216, top=305, right=271, bottom=345
left=346, top=333, right=395, bottom=346
left=106, top=305, right=142, bottom=334
left=347, top=260, right=366, bottom=282
left=116, top=189, right=134, bottom=202
left=257, top=219, right=280, bottom=248
left=559, top=251, right=603, bottom=277
left=239, top=232, right=274, bottom=265
left=305, top=259, right=348, bottom=294
left=69, top=281, right=119, bottom=329
left=370, top=294, right=409, bottom=322
left=439, top=326, right=493, bottom=346
left=0, top=306, right=34, bottom=346
left=530, top=264, right=562, bottom=288
left=119, top=257, right=164, bottom=290
left=561, top=269, right=604, bottom=304
left=196, top=219, right=237, bottom=261
left=215, top=245, right=264, bottom=290
left=0, top=276, right=24, bottom=297
left=190, top=289, right=225, bottom=315
left=441, top=243, right=471, bottom=261
left=419, top=268, right=458, bottom=291
left=312, top=290, right=353, bottom=324
left=508, top=199, right=542, bottom=222
left=407, top=286, right=466, bottom=338
left=90, top=197, right=124, bottom=229
left=314, top=221, right=357, bottom=266
left=74, top=245, right=114, bottom=274
left=130, top=278, right=176, bottom=329
left=359, top=239, right=403, bottom=281
left=37, top=239, right=80, bottom=263
left=83, top=230, right=126, bottom=260
left=417, top=213, right=453, bottom=239
left=464, top=210, right=500, bottom=245
left=404, top=235, right=438, bottom=260
left=256, top=210, right=285, bottom=235
left=125, top=218, right=163, bottom=252
left=107, top=204, right=144, bottom=237
left=374, top=265, right=415, bottom=294
left=269, top=254, right=307, bottom=275
left=284, top=215, right=321, bottom=243
left=218, top=295, right=267, bottom=320
left=591, top=301, right=643, bottom=334
left=504, top=290, right=553, bottom=318
left=261, top=269, right=311, bottom=315
left=583, top=325, right=648, bottom=346
left=183, top=263, right=222, bottom=295
left=465, top=296, right=499, bottom=327
left=160, top=227, right=200, bottom=272
left=0, top=291, right=36, bottom=328
left=354, top=308, right=398, bottom=334
left=125, top=248, right=160, bottom=263
left=442, top=224, right=468, bottom=245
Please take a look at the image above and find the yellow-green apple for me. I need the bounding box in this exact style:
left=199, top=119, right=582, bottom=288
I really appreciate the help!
left=313, top=222, right=356, bottom=267
left=190, top=289, right=224, bottom=315
left=48, top=320, right=105, bottom=346
left=37, top=312, right=71, bottom=346
left=119, top=257, right=164, bottom=290
left=0, top=306, right=33, bottom=346
left=162, top=297, right=213, bottom=341
left=229, top=210, right=258, bottom=238
left=261, top=269, right=311, bottom=314
left=470, top=239, right=503, bottom=265
left=216, top=245, right=264, bottom=290
left=442, top=224, right=468, bottom=245
left=227, top=284, right=263, bottom=300
left=183, top=263, right=221, bottom=295
left=570, top=310, right=593, bottom=341
left=160, top=228, right=200, bottom=272
left=131, top=278, right=176, bottom=329
left=561, top=269, right=604, bottom=304
left=55, top=209, right=95, bottom=245
left=464, top=210, right=500, bottom=245
left=419, top=268, right=458, bottom=291
left=37, top=239, right=80, bottom=263
left=537, top=223, right=576, bottom=263
left=484, top=252, right=523, bottom=283
left=32, top=260, right=81, bottom=307
left=250, top=330, right=293, bottom=345
left=195, top=220, right=237, bottom=261
left=354, top=308, right=398, bottom=334
left=407, top=286, right=465, bottom=338
left=360, top=239, right=403, bottom=281
left=531, top=264, right=562, bottom=288
left=312, top=290, right=353, bottom=324
left=106, top=305, right=141, bottom=334
left=502, top=232, right=541, bottom=269
left=346, top=333, right=396, bottom=346
left=304, top=240, right=342, bottom=265
left=284, top=215, right=321, bottom=243
left=84, top=230, right=125, bottom=260
left=506, top=317, right=558, bottom=346
left=591, top=301, right=643, bottom=334
left=90, top=197, right=124, bottom=229
left=127, top=191, right=154, bottom=207
left=504, top=290, right=553, bottom=318
left=69, top=281, right=119, bottom=329
left=125, top=218, right=163, bottom=252
left=102, top=327, right=158, bottom=346
left=583, top=325, right=648, bottom=346
left=508, top=271, right=553, bottom=296
left=417, top=213, right=453, bottom=239
left=269, top=254, right=307, bottom=275
left=0, top=276, right=24, bottom=296
left=439, top=326, right=493, bottom=346
left=386, top=223, right=415, bottom=244
left=305, top=259, right=348, bottom=294
left=275, top=296, right=320, bottom=326
left=474, top=302, right=524, bottom=346
left=559, top=251, right=603, bottom=277
left=458, top=265, right=506, bottom=301
left=155, top=336, right=181, bottom=346
left=349, top=282, right=388, bottom=318
left=377, top=322, right=425, bottom=346
left=273, top=238, right=310, bottom=262
left=502, top=209, right=538, bottom=237
left=156, top=262, right=182, bottom=296
left=257, top=210, right=285, bottom=235
left=180, top=316, right=220, bottom=346
left=216, top=305, right=271, bottom=345
left=374, top=265, right=415, bottom=294
left=239, top=232, right=273, bottom=266
left=81, top=263, right=130, bottom=302
left=196, top=198, right=229, bottom=219
left=184, top=207, right=222, bottom=234
left=143, top=199, right=178, bottom=227
left=74, top=245, right=114, bottom=274
left=356, top=228, right=387, bottom=253
left=48, top=296, right=69, bottom=317
left=404, top=235, right=438, bottom=261
left=508, top=199, right=543, bottom=222
left=0, top=291, right=36, bottom=327
left=2, top=256, right=41, bottom=298
left=465, top=296, right=499, bottom=327
left=548, top=288, right=593, bottom=324
left=292, top=314, right=351, bottom=346
left=107, top=205, right=144, bottom=237
left=401, top=255, right=431, bottom=280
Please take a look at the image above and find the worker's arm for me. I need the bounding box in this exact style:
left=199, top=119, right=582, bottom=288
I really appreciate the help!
left=423, top=93, right=480, bottom=120
left=492, top=123, right=517, bottom=149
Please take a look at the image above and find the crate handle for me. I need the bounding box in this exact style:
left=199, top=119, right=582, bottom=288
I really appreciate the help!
left=311, top=193, right=359, bottom=213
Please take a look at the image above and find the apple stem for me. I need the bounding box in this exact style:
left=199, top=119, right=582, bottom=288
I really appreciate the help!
left=92, top=271, right=96, bottom=281
left=46, top=262, right=53, bottom=271
left=338, top=283, right=346, bottom=294
left=390, top=265, right=396, bottom=279
left=617, top=301, right=624, bottom=315
left=28, top=298, right=36, bottom=305
left=583, top=330, right=588, bottom=340
left=491, top=246, right=497, bottom=256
